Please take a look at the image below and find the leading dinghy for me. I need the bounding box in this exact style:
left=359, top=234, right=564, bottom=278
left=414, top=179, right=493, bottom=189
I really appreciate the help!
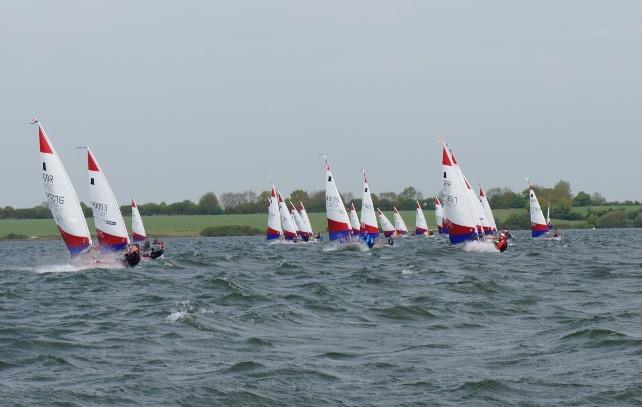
left=37, top=121, right=92, bottom=256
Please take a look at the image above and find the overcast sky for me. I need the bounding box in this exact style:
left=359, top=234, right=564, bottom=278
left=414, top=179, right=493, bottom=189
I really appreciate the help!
left=2, top=1, right=641, bottom=207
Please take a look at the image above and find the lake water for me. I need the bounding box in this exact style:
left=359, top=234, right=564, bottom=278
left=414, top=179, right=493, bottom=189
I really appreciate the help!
left=1, top=229, right=642, bottom=406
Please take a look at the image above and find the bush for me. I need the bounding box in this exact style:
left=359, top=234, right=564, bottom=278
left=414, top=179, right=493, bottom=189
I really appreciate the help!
left=500, top=211, right=531, bottom=230
left=200, top=225, right=262, bottom=237
left=597, top=210, right=628, bottom=228
left=1, top=233, right=28, bottom=240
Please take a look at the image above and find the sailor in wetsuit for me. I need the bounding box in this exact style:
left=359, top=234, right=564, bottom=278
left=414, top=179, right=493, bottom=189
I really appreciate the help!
left=123, top=244, right=142, bottom=267
left=149, top=239, right=165, bottom=260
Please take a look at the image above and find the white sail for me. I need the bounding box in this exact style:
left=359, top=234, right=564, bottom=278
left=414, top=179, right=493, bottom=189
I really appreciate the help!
left=479, top=186, right=497, bottom=233
left=324, top=161, right=352, bottom=240
left=441, top=143, right=477, bottom=244
left=526, top=179, right=548, bottom=237
left=266, top=185, right=282, bottom=240
left=278, top=192, right=298, bottom=239
left=415, top=201, right=429, bottom=235
left=289, top=201, right=306, bottom=236
left=359, top=170, right=379, bottom=238
left=131, top=198, right=147, bottom=242
left=298, top=201, right=314, bottom=236
left=546, top=202, right=551, bottom=229
left=86, top=148, right=130, bottom=252
left=348, top=203, right=360, bottom=234
left=463, top=175, right=491, bottom=235
left=435, top=198, right=446, bottom=234
left=377, top=209, right=396, bottom=237
left=38, top=123, right=92, bottom=256
left=393, top=207, right=409, bottom=236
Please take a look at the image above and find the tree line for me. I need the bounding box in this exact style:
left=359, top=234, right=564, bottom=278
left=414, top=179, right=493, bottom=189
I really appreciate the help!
left=1, top=181, right=639, bottom=220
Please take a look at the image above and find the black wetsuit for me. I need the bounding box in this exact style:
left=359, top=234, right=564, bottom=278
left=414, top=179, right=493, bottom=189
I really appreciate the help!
left=123, top=251, right=141, bottom=268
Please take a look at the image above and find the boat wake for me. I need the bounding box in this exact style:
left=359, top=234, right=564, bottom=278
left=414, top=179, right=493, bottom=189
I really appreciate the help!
left=322, top=240, right=369, bottom=252
left=463, top=240, right=498, bottom=253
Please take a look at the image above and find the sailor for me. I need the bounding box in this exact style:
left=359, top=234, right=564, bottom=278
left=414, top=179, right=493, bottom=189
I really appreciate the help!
left=366, top=235, right=375, bottom=249
left=553, top=228, right=560, bottom=238
left=149, top=240, right=165, bottom=260
left=387, top=236, right=394, bottom=246
left=495, top=236, right=508, bottom=252
left=142, top=240, right=151, bottom=251
left=123, top=244, right=141, bottom=267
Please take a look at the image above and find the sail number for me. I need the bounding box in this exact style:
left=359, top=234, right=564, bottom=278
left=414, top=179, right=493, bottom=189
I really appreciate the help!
left=46, top=192, right=64, bottom=204
left=42, top=174, right=54, bottom=183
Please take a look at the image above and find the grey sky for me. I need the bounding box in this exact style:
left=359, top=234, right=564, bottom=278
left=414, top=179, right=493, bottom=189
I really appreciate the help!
left=2, top=1, right=641, bottom=207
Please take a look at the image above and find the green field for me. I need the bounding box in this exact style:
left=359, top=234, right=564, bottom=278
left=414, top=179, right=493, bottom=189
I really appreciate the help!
left=0, top=209, right=517, bottom=239
left=0, top=206, right=635, bottom=239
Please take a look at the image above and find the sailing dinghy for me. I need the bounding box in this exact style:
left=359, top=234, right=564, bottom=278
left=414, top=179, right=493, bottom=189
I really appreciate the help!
left=37, top=122, right=92, bottom=256
left=435, top=198, right=447, bottom=235
left=377, top=209, right=396, bottom=238
left=441, top=142, right=478, bottom=244
left=131, top=198, right=147, bottom=242
left=298, top=202, right=314, bottom=238
left=359, top=170, right=379, bottom=239
left=479, top=186, right=498, bottom=235
left=278, top=192, right=298, bottom=240
left=393, top=207, right=409, bottom=236
left=85, top=148, right=130, bottom=252
left=526, top=178, right=549, bottom=238
left=324, top=160, right=352, bottom=241
left=266, top=185, right=282, bottom=240
left=414, top=201, right=430, bottom=236
left=289, top=201, right=306, bottom=237
left=348, top=203, right=361, bottom=235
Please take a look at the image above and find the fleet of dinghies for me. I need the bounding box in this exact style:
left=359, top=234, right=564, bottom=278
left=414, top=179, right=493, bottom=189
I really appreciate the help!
left=35, top=121, right=164, bottom=267
left=264, top=145, right=530, bottom=251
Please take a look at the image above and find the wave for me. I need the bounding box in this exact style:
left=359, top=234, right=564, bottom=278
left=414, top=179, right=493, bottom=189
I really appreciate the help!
left=463, top=240, right=499, bottom=253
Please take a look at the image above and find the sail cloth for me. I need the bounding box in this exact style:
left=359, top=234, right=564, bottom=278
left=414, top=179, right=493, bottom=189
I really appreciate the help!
left=278, top=192, right=298, bottom=239
left=131, top=198, right=147, bottom=242
left=359, top=170, right=379, bottom=238
left=38, top=123, right=92, bottom=256
left=527, top=180, right=549, bottom=237
left=348, top=203, right=361, bottom=235
left=393, top=207, right=409, bottom=236
left=324, top=163, right=352, bottom=240
left=377, top=209, right=396, bottom=237
left=415, top=201, right=429, bottom=236
left=289, top=201, right=306, bottom=236
left=435, top=198, right=447, bottom=234
left=266, top=185, right=282, bottom=240
left=298, top=202, right=314, bottom=237
left=441, top=143, right=478, bottom=244
left=86, top=148, right=130, bottom=252
left=479, top=186, right=497, bottom=234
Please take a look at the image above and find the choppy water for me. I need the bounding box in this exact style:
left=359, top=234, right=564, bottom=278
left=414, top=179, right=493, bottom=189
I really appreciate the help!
left=2, top=229, right=642, bottom=406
